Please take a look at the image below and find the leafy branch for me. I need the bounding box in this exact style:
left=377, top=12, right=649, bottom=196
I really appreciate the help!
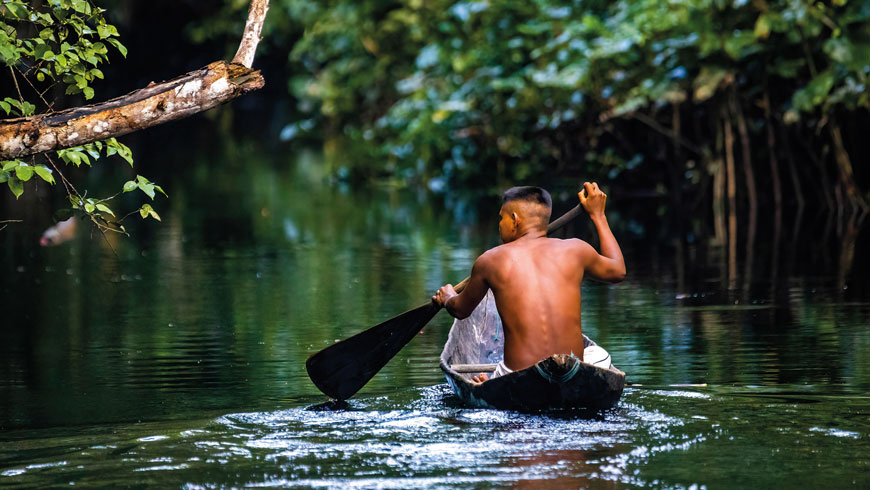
left=1, top=0, right=166, bottom=231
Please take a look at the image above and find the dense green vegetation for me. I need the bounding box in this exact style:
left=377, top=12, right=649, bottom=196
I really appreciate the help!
left=3, top=0, right=869, bottom=232
left=255, top=0, right=869, bottom=215
left=0, top=0, right=168, bottom=230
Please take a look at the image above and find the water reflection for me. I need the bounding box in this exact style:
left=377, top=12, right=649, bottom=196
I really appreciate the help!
left=1, top=131, right=869, bottom=488
left=3, top=386, right=864, bottom=488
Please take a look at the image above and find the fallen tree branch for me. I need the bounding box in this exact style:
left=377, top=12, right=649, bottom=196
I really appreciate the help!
left=233, top=0, right=270, bottom=69
left=0, top=0, right=269, bottom=161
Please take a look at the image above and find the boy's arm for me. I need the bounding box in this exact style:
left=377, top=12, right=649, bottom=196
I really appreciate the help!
left=578, top=182, right=626, bottom=283
left=433, top=255, right=490, bottom=319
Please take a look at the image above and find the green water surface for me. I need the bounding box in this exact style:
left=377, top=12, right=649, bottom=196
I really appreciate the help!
left=1, top=134, right=867, bottom=489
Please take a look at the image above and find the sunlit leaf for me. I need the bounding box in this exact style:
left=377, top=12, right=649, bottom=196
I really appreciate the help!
left=139, top=203, right=161, bottom=221
left=15, top=164, right=33, bottom=182
left=7, top=177, right=23, bottom=199
left=95, top=203, right=114, bottom=216
left=34, top=165, right=55, bottom=185
left=793, top=69, right=835, bottom=112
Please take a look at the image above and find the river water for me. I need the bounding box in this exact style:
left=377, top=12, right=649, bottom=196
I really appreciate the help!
left=1, top=134, right=868, bottom=488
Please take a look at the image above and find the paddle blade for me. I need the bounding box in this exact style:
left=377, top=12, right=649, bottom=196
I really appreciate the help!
left=306, top=301, right=441, bottom=400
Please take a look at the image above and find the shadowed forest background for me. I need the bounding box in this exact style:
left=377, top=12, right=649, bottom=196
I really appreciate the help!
left=3, top=0, right=869, bottom=293
left=1, top=4, right=868, bottom=487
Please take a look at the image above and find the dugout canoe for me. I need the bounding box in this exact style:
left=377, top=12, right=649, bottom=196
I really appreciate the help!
left=439, top=291, right=626, bottom=411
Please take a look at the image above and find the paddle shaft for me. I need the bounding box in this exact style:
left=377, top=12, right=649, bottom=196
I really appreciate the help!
left=306, top=201, right=585, bottom=400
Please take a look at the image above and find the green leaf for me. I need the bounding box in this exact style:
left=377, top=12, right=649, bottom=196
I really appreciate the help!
left=82, top=86, right=94, bottom=100
left=723, top=31, right=757, bottom=60
left=122, top=180, right=138, bottom=192
left=824, top=38, right=852, bottom=64
left=139, top=203, right=161, bottom=221
left=769, top=59, right=804, bottom=79
left=115, top=141, right=133, bottom=165
left=0, top=171, right=9, bottom=184
left=517, top=22, right=551, bottom=35
left=693, top=67, right=731, bottom=102
left=108, top=38, right=127, bottom=57
left=754, top=14, right=770, bottom=39
left=3, top=3, right=29, bottom=19
left=15, top=164, right=33, bottom=182
left=35, top=11, right=53, bottom=26
left=139, top=182, right=155, bottom=199
left=71, top=0, right=92, bottom=15
left=7, top=177, right=23, bottom=199
left=95, top=203, right=114, bottom=216
left=5, top=98, right=22, bottom=111
left=34, top=165, right=55, bottom=184
left=792, top=69, right=835, bottom=112
left=38, top=28, right=55, bottom=41
left=0, top=44, right=16, bottom=64
left=84, top=201, right=95, bottom=213
left=2, top=160, right=19, bottom=172
left=21, top=101, right=35, bottom=116
left=83, top=144, right=100, bottom=159
left=59, top=149, right=81, bottom=166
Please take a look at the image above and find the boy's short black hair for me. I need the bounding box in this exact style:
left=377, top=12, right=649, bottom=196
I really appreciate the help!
left=502, top=186, right=552, bottom=209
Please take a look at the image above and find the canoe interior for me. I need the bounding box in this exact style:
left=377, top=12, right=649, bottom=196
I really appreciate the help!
left=439, top=291, right=626, bottom=411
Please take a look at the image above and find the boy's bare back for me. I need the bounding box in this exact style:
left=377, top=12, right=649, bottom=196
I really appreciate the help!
left=477, top=237, right=593, bottom=370
left=434, top=182, right=625, bottom=374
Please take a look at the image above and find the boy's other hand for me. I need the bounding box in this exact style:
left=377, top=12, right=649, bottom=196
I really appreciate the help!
left=579, top=182, right=606, bottom=218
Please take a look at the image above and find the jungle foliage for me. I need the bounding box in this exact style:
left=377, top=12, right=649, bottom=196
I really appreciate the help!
left=246, top=0, right=869, bottom=214
left=0, top=0, right=164, bottom=232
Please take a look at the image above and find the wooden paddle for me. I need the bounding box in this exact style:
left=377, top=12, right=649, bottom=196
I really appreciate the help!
left=306, top=202, right=585, bottom=400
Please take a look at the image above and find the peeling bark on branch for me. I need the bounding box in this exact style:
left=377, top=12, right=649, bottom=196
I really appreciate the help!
left=233, top=0, right=269, bottom=68
left=0, top=62, right=263, bottom=160
left=0, top=0, right=269, bottom=161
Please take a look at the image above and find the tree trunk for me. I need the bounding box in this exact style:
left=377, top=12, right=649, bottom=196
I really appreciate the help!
left=730, top=90, right=757, bottom=220
left=780, top=124, right=804, bottom=213
left=829, top=119, right=868, bottom=214
left=723, top=110, right=738, bottom=290
left=670, top=102, right=683, bottom=205
left=799, top=135, right=835, bottom=212
left=729, top=91, right=756, bottom=294
left=762, top=88, right=782, bottom=213
left=763, top=88, right=782, bottom=300
left=0, top=0, right=269, bottom=161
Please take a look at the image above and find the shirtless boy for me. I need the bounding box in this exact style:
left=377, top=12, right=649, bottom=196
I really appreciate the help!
left=432, top=182, right=625, bottom=382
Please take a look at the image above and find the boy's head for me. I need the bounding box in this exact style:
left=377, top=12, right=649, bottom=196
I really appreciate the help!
left=499, top=186, right=552, bottom=242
